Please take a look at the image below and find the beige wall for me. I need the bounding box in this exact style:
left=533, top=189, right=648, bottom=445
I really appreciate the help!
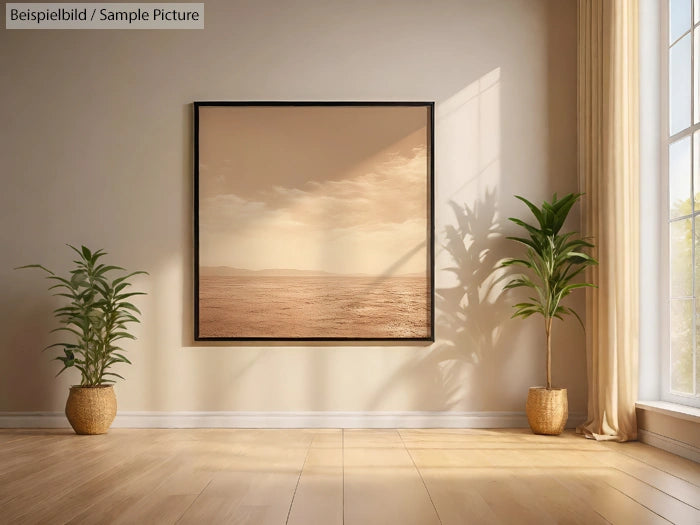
left=0, top=0, right=582, bottom=414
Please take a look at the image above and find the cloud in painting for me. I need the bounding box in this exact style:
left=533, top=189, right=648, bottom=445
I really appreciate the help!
left=199, top=143, right=428, bottom=276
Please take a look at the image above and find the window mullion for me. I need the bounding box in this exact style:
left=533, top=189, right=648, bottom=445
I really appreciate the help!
left=671, top=28, right=692, bottom=47
left=669, top=126, right=699, bottom=144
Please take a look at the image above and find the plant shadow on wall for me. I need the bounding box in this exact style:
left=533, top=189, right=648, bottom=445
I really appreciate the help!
left=434, top=189, right=513, bottom=406
left=367, top=189, right=513, bottom=410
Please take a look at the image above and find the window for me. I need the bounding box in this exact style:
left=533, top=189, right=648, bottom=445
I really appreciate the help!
left=666, top=0, right=700, bottom=406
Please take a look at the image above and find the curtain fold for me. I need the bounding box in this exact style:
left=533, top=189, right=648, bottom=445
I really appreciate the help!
left=577, top=0, right=639, bottom=442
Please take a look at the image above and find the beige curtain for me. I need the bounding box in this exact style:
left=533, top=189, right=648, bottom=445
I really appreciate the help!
left=577, top=0, right=639, bottom=442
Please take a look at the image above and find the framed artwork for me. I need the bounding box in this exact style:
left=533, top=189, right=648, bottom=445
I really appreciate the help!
left=194, top=101, right=434, bottom=341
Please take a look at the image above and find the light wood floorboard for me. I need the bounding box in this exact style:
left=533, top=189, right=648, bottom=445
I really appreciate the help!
left=286, top=430, right=343, bottom=525
left=0, top=428, right=697, bottom=524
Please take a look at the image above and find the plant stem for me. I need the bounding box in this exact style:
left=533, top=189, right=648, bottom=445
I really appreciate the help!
left=545, top=317, right=553, bottom=389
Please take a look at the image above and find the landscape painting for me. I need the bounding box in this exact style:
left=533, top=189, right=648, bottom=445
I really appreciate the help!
left=194, top=102, right=434, bottom=341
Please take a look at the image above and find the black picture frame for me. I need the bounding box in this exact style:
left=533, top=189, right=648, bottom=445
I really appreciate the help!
left=194, top=101, right=434, bottom=342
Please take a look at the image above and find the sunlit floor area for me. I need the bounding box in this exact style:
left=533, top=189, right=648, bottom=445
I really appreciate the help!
left=1, top=428, right=699, bottom=524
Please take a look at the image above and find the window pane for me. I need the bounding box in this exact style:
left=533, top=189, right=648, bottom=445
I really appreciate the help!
left=670, top=34, right=692, bottom=135
left=695, top=216, right=700, bottom=298
left=695, top=132, right=700, bottom=209
left=696, top=317, right=700, bottom=394
left=696, top=217, right=700, bottom=396
left=670, top=136, right=692, bottom=218
left=695, top=0, right=700, bottom=25
left=671, top=299, right=694, bottom=394
left=671, top=0, right=691, bottom=43
left=696, top=30, right=700, bottom=124
left=671, top=218, right=693, bottom=297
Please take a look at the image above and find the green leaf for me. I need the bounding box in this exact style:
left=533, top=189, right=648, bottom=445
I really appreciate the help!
left=557, top=306, right=585, bottom=328
left=504, top=277, right=537, bottom=290
left=67, top=244, right=84, bottom=260
left=54, top=364, right=70, bottom=377
left=80, top=245, right=92, bottom=261
left=500, top=258, right=533, bottom=269
left=15, top=264, right=55, bottom=275
left=513, top=302, right=538, bottom=309
left=46, top=275, right=74, bottom=287
left=103, top=372, right=125, bottom=380
left=114, top=292, right=147, bottom=301
left=112, top=353, right=132, bottom=364
left=117, top=302, right=142, bottom=314
left=112, top=271, right=149, bottom=287
left=508, top=217, right=542, bottom=238
left=114, top=313, right=140, bottom=324
left=50, top=326, right=84, bottom=338
left=47, top=283, right=74, bottom=293
left=107, top=332, right=137, bottom=341
left=505, top=235, right=545, bottom=254
left=512, top=310, right=538, bottom=319
left=42, top=342, right=73, bottom=352
left=94, top=265, right=125, bottom=277
left=91, top=249, right=107, bottom=265
left=514, top=195, right=546, bottom=229
left=559, top=282, right=595, bottom=296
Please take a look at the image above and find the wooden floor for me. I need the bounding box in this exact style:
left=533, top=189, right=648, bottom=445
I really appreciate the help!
left=1, top=429, right=699, bottom=524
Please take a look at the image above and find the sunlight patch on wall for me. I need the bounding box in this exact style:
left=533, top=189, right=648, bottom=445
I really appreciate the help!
left=436, top=67, right=501, bottom=291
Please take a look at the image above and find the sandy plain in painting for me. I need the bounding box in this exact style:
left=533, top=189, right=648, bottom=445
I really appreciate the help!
left=199, top=273, right=430, bottom=339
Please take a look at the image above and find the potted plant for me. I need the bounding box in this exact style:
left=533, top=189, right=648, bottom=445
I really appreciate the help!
left=502, top=193, right=597, bottom=435
left=17, top=245, right=147, bottom=434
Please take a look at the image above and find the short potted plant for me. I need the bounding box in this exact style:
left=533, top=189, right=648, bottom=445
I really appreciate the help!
left=17, top=245, right=147, bottom=435
left=502, top=193, right=597, bottom=435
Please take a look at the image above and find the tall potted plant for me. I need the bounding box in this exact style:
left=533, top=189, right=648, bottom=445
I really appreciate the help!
left=17, top=245, right=147, bottom=434
left=502, top=193, right=597, bottom=435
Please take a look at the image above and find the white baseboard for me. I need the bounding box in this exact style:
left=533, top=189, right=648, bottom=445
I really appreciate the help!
left=638, top=428, right=700, bottom=463
left=0, top=412, right=69, bottom=428
left=0, top=410, right=586, bottom=429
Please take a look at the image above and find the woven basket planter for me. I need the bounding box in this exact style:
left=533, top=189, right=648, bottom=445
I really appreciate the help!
left=526, top=387, right=568, bottom=435
left=65, top=385, right=117, bottom=435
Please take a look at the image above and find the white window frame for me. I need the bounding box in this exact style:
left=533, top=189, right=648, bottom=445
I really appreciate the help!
left=661, top=0, right=700, bottom=408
